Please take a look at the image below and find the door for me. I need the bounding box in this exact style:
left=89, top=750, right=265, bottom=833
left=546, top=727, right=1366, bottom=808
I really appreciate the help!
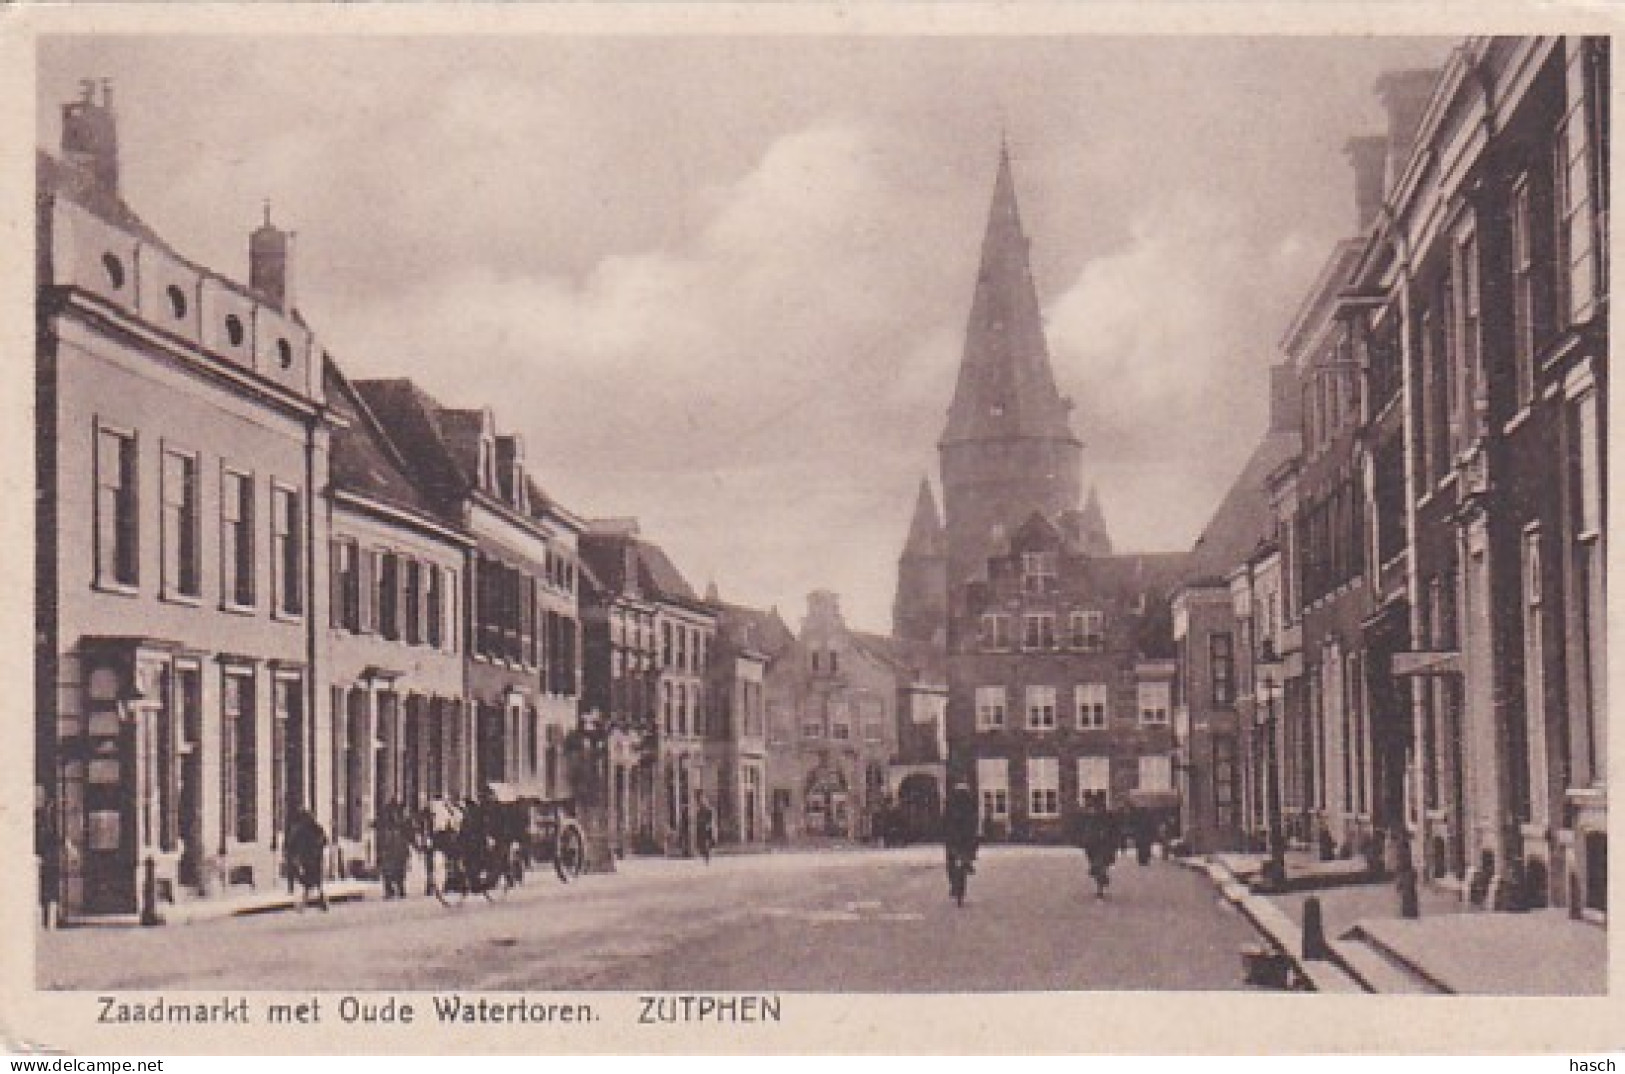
left=81, top=664, right=137, bottom=914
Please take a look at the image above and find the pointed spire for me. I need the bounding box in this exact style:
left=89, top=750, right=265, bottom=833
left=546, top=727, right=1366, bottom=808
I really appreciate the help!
left=902, top=476, right=945, bottom=558
left=704, top=579, right=720, bottom=604
left=1079, top=484, right=1114, bottom=556
left=941, top=145, right=1076, bottom=447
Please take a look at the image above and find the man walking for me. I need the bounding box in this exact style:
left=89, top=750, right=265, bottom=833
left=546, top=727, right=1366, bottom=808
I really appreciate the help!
left=695, top=792, right=716, bottom=865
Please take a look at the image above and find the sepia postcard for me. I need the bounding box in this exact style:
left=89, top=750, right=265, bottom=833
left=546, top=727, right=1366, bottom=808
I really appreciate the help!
left=0, top=1, right=1620, bottom=1057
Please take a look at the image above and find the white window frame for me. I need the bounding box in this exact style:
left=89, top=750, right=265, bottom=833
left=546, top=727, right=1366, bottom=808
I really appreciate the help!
left=1137, top=681, right=1171, bottom=726
left=1027, top=756, right=1060, bottom=818
left=1076, top=683, right=1109, bottom=729
left=1025, top=685, right=1057, bottom=731
left=976, top=758, right=1009, bottom=823
left=1138, top=754, right=1173, bottom=793
left=974, top=686, right=1007, bottom=731
left=1077, top=756, right=1111, bottom=806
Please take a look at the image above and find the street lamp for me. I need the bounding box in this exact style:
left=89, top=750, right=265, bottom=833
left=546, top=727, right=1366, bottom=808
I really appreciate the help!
left=1259, top=676, right=1287, bottom=890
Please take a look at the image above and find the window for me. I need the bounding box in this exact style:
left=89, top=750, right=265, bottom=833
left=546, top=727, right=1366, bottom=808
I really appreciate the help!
left=96, top=425, right=139, bottom=588
left=1076, top=683, right=1109, bottom=729
left=1025, top=685, right=1057, bottom=730
left=1070, top=610, right=1104, bottom=650
left=1568, top=388, right=1604, bottom=786
left=979, top=613, right=1009, bottom=650
left=1022, top=613, right=1056, bottom=650
left=161, top=448, right=199, bottom=598
left=1137, top=681, right=1171, bottom=725
left=1210, top=632, right=1235, bottom=706
left=830, top=699, right=852, bottom=741
left=1077, top=756, right=1110, bottom=806
left=663, top=681, right=674, bottom=734
left=1138, top=754, right=1172, bottom=793
left=974, top=686, right=1007, bottom=731
left=976, top=758, right=1009, bottom=823
left=1027, top=757, right=1060, bottom=817
left=331, top=539, right=360, bottom=631
left=223, top=668, right=256, bottom=843
left=272, top=485, right=303, bottom=617
left=1512, top=177, right=1538, bottom=409
left=1456, top=229, right=1482, bottom=445
left=662, top=623, right=673, bottom=668
left=1022, top=551, right=1056, bottom=594
left=801, top=713, right=823, bottom=739
left=221, top=469, right=254, bottom=607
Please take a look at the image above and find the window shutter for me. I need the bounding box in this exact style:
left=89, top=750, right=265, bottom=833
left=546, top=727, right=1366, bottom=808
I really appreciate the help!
left=360, top=550, right=377, bottom=633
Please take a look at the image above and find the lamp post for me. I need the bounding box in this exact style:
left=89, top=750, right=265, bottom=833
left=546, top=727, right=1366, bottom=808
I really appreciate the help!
left=1260, top=676, right=1287, bottom=890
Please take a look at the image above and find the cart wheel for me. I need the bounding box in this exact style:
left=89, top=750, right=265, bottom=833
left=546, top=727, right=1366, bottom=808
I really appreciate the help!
left=555, top=824, right=586, bottom=882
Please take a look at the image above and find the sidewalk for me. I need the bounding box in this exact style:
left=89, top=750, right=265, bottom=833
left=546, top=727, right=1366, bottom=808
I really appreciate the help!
left=1193, top=852, right=1607, bottom=995
left=59, top=879, right=374, bottom=928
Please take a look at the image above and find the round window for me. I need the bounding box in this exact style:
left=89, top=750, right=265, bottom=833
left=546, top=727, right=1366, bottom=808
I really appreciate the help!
left=276, top=338, right=293, bottom=369
left=101, top=253, right=125, bottom=290
left=224, top=314, right=244, bottom=347
left=166, top=284, right=188, bottom=320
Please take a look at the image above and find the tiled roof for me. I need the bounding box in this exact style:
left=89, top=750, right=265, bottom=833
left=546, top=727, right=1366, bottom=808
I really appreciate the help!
left=325, top=359, right=448, bottom=524
left=1186, top=427, right=1301, bottom=580
left=713, top=601, right=796, bottom=659
left=351, top=379, right=475, bottom=509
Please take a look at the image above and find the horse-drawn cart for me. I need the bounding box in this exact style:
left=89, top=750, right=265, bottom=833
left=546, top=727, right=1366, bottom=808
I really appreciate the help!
left=484, top=782, right=587, bottom=883
left=416, top=785, right=587, bottom=903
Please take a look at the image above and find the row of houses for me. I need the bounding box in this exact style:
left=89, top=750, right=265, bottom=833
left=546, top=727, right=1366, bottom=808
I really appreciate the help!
left=1172, top=37, right=1607, bottom=920
left=35, top=83, right=950, bottom=922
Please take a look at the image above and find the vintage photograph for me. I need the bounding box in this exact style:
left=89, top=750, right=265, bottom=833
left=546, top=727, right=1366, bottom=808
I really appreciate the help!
left=25, top=24, right=1608, bottom=1008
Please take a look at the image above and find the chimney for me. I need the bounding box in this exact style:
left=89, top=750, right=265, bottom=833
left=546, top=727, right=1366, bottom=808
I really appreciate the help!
left=1375, top=68, right=1442, bottom=192
left=1269, top=361, right=1302, bottom=434
left=1345, top=135, right=1389, bottom=231
left=249, top=202, right=296, bottom=311
left=61, top=79, right=119, bottom=195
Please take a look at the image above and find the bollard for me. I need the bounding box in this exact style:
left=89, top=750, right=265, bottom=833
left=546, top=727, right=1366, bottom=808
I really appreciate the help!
left=1302, top=895, right=1332, bottom=960
left=139, top=857, right=163, bottom=927
left=1398, top=866, right=1420, bottom=919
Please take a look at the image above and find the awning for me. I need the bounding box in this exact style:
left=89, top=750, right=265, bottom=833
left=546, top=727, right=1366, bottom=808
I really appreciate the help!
left=1391, top=650, right=1462, bottom=678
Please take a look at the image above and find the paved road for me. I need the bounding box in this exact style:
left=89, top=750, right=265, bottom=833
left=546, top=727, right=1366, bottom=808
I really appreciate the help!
left=39, top=846, right=1261, bottom=991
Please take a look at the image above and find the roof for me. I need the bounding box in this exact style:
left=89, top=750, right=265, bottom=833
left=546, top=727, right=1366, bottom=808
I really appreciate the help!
left=325, top=359, right=451, bottom=526
left=636, top=540, right=700, bottom=605
left=850, top=631, right=946, bottom=682
left=712, top=601, right=796, bottom=659
left=352, top=379, right=475, bottom=510
left=1186, top=427, right=1302, bottom=580
left=940, top=146, right=1077, bottom=447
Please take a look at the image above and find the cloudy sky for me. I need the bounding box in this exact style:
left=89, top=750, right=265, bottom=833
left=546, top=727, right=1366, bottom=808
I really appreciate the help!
left=38, top=32, right=1453, bottom=632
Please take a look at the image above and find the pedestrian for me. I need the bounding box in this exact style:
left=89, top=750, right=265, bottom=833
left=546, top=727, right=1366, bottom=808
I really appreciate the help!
left=377, top=801, right=411, bottom=900
left=942, top=780, right=979, bottom=906
left=285, top=809, right=329, bottom=912
left=695, top=792, right=716, bottom=865
left=1132, top=807, right=1153, bottom=866
left=1073, top=791, right=1116, bottom=898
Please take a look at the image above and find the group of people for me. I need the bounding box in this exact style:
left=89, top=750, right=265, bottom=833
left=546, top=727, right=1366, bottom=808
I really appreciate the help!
left=279, top=793, right=530, bottom=912
left=940, top=782, right=1175, bottom=904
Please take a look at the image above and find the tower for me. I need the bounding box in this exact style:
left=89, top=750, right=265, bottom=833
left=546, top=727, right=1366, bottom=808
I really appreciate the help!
left=893, top=476, right=948, bottom=644
left=938, top=145, right=1083, bottom=590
